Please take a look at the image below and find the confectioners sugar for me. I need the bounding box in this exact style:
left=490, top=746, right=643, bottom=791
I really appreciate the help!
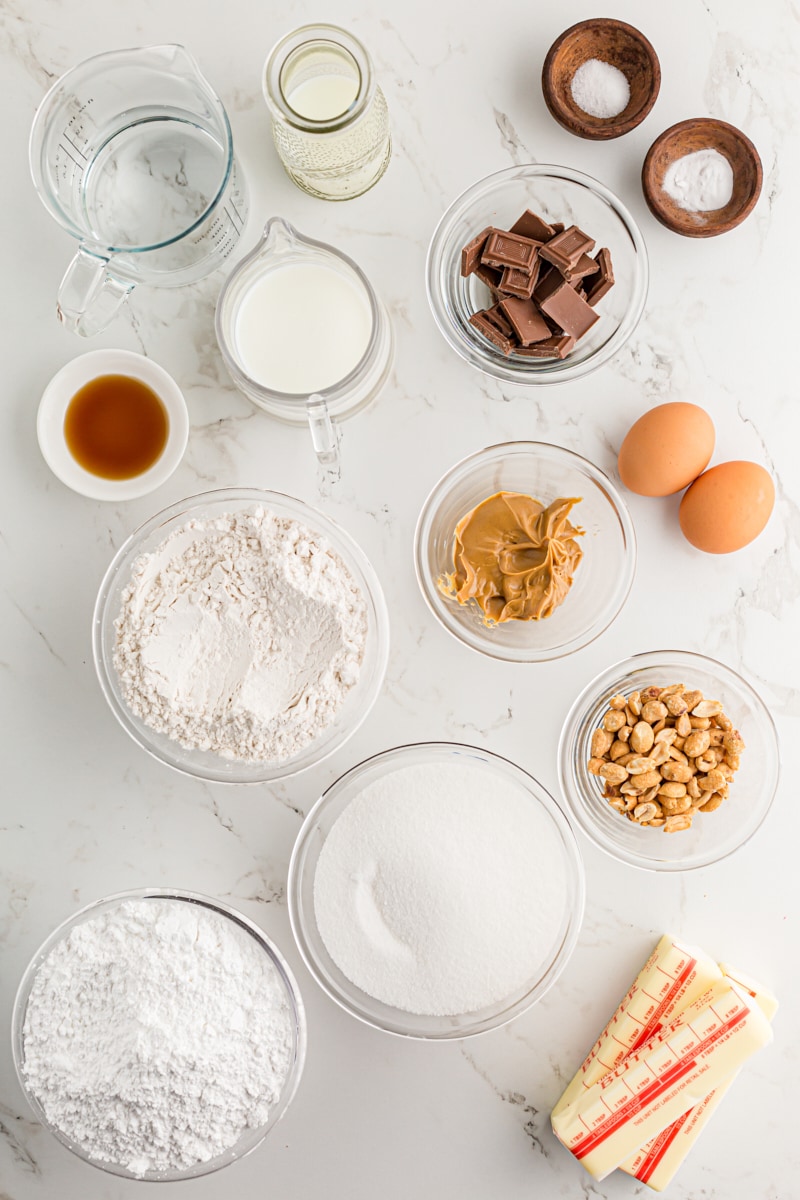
left=113, top=507, right=367, bottom=763
left=21, top=898, right=294, bottom=1176
left=570, top=58, right=630, bottom=119
left=313, top=760, right=569, bottom=1016
left=662, top=148, right=734, bottom=212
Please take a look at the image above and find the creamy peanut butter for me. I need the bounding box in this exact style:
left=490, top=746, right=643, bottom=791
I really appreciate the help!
left=439, top=492, right=583, bottom=623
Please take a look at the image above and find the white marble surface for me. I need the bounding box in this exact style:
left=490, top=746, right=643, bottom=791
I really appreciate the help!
left=1, top=0, right=798, bottom=1196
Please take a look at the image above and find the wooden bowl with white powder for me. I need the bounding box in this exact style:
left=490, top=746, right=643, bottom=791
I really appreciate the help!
left=642, top=118, right=763, bottom=237
left=542, top=19, right=660, bottom=140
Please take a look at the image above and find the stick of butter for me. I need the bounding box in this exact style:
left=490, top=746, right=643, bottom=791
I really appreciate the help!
left=552, top=934, right=723, bottom=1119
left=551, top=978, right=773, bottom=1182
left=621, top=966, right=778, bottom=1191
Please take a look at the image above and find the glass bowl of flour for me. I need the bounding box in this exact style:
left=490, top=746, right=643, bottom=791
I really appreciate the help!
left=93, top=488, right=390, bottom=783
left=12, top=889, right=307, bottom=1180
left=288, top=741, right=585, bottom=1038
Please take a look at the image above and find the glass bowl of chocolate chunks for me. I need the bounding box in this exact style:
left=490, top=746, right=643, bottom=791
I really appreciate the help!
left=426, top=163, right=648, bottom=385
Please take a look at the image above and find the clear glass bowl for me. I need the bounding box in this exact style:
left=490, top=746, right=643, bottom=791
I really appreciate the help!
left=11, top=889, right=307, bottom=1181
left=288, top=741, right=585, bottom=1039
left=558, top=650, right=780, bottom=871
left=414, top=442, right=636, bottom=663
left=93, top=488, right=390, bottom=783
left=426, top=163, right=648, bottom=385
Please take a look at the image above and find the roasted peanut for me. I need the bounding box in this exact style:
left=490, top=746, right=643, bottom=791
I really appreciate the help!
left=589, top=683, right=743, bottom=835
left=630, top=721, right=655, bottom=753
left=683, top=729, right=711, bottom=758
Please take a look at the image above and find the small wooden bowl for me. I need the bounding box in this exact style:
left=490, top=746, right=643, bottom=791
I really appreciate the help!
left=642, top=118, right=762, bottom=237
left=542, top=19, right=660, bottom=140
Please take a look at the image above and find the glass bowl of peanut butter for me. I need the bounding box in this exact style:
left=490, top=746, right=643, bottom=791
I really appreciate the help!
left=414, top=441, right=635, bottom=662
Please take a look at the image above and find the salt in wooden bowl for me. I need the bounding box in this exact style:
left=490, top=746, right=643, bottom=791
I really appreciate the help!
left=542, top=18, right=660, bottom=140
left=642, top=118, right=763, bottom=237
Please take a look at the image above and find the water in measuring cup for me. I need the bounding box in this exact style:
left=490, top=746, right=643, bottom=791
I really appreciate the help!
left=81, top=112, right=226, bottom=249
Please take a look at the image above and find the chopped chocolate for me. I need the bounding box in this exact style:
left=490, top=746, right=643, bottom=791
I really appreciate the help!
left=510, top=209, right=556, bottom=242
left=481, top=230, right=539, bottom=271
left=459, top=213, right=612, bottom=362
left=563, top=253, right=600, bottom=284
left=533, top=267, right=566, bottom=306
left=539, top=281, right=600, bottom=340
left=515, top=334, right=576, bottom=359
left=539, top=225, right=597, bottom=272
left=482, top=303, right=516, bottom=339
left=498, top=297, right=551, bottom=346
left=584, top=247, right=615, bottom=307
left=461, top=226, right=493, bottom=277
left=474, top=261, right=504, bottom=291
left=469, top=310, right=515, bottom=355
left=499, top=257, right=541, bottom=299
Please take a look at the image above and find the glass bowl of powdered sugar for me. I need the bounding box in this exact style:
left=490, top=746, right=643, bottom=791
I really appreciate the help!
left=288, top=741, right=585, bottom=1039
left=92, top=487, right=389, bottom=783
left=12, top=889, right=307, bottom=1180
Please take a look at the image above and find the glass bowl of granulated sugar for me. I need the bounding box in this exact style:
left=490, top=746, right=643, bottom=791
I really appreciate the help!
left=93, top=488, right=390, bottom=783
left=12, top=889, right=307, bottom=1180
left=289, top=741, right=586, bottom=1039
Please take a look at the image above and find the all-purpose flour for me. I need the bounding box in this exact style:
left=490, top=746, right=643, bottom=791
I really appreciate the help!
left=113, top=506, right=367, bottom=762
left=21, top=898, right=295, bottom=1176
left=313, top=760, right=570, bottom=1016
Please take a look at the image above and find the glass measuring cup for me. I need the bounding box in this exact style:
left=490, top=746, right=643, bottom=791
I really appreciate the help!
left=215, top=217, right=393, bottom=469
left=29, top=44, right=249, bottom=337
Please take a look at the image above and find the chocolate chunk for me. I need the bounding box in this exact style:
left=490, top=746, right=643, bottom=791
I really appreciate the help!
left=499, top=256, right=541, bottom=299
left=510, top=209, right=555, bottom=242
left=539, top=281, right=600, bottom=340
left=482, top=303, right=516, bottom=339
left=498, top=297, right=551, bottom=345
left=564, top=253, right=600, bottom=284
left=539, top=225, right=597, bottom=272
left=469, top=310, right=515, bottom=355
left=515, top=334, right=576, bottom=359
left=474, top=261, right=504, bottom=291
left=549, top=223, right=565, bottom=236
left=584, top=248, right=615, bottom=307
left=481, top=230, right=539, bottom=270
left=533, top=267, right=566, bottom=306
left=461, top=226, right=493, bottom=277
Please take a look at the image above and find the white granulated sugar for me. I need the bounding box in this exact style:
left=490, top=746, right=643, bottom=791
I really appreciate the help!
left=570, top=58, right=630, bottom=119
left=662, top=147, right=734, bottom=212
left=313, top=761, right=569, bottom=1016
left=21, top=899, right=294, bottom=1176
left=113, top=506, right=367, bottom=763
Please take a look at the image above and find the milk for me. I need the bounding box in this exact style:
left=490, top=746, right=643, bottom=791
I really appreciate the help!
left=287, top=74, right=359, bottom=121
left=234, top=262, right=373, bottom=395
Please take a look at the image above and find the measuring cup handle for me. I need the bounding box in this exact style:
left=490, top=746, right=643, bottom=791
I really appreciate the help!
left=307, top=395, right=339, bottom=468
left=57, top=246, right=134, bottom=337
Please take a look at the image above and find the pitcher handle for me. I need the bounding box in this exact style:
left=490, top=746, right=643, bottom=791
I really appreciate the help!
left=57, top=246, right=134, bottom=337
left=307, top=394, right=339, bottom=468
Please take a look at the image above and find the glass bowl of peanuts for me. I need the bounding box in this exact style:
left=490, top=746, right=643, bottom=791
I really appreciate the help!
left=558, top=650, right=779, bottom=871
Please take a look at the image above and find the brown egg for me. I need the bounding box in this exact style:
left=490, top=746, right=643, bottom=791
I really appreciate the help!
left=618, top=402, right=715, bottom=496
left=679, top=461, right=775, bottom=553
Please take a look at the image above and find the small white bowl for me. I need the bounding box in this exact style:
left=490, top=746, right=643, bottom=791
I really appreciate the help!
left=37, top=349, right=189, bottom=501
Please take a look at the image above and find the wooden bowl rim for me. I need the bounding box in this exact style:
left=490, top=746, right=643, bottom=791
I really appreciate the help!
left=542, top=18, right=661, bottom=141
left=641, top=117, right=763, bottom=237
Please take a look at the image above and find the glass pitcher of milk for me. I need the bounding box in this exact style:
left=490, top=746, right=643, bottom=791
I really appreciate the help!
left=215, top=218, right=393, bottom=467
